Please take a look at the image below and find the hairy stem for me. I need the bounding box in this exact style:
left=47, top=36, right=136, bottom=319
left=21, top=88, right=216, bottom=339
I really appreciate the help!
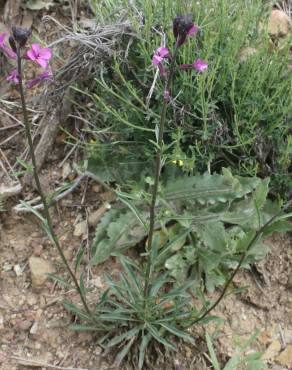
left=143, top=41, right=180, bottom=302
left=16, top=47, right=94, bottom=320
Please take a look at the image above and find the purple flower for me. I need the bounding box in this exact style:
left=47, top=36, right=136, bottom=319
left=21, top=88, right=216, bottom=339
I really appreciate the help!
left=152, top=47, right=169, bottom=77
left=180, top=59, right=208, bottom=72
left=26, top=70, right=53, bottom=89
left=7, top=69, right=19, bottom=84
left=27, top=44, right=52, bottom=68
left=152, top=47, right=169, bottom=65
left=187, top=25, right=200, bottom=37
left=0, top=32, right=17, bottom=59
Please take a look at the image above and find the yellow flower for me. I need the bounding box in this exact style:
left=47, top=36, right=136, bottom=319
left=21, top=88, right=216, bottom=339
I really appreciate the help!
left=171, top=159, right=184, bottom=167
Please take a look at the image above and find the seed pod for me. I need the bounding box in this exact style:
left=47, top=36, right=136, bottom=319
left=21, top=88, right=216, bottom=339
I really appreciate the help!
left=11, top=26, right=31, bottom=47
left=8, top=36, right=17, bottom=53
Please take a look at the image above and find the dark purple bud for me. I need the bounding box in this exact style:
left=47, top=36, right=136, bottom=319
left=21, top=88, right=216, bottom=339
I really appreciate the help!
left=12, top=26, right=31, bottom=47
left=8, top=36, right=17, bottom=53
left=173, top=15, right=194, bottom=45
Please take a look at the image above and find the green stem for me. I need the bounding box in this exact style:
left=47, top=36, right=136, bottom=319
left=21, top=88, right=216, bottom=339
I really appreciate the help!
left=16, top=47, right=94, bottom=320
left=143, top=41, right=180, bottom=303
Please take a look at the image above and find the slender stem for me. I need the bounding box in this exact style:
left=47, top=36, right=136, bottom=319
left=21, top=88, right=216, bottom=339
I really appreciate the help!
left=187, top=203, right=290, bottom=326
left=143, top=41, right=180, bottom=302
left=16, top=47, right=94, bottom=320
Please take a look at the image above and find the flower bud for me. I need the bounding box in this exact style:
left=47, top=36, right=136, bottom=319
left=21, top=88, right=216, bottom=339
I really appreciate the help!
left=8, top=36, right=17, bottom=53
left=11, top=26, right=31, bottom=47
left=173, top=15, right=194, bottom=44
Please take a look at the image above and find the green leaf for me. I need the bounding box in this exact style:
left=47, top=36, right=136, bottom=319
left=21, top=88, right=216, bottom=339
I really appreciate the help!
left=146, top=324, right=176, bottom=350
left=114, top=336, right=136, bottom=367
left=262, top=219, right=292, bottom=236
left=206, top=333, right=221, bottom=370
left=164, top=170, right=260, bottom=205
left=25, top=0, right=54, bottom=10
left=159, top=323, right=195, bottom=344
left=91, top=209, right=146, bottom=265
left=197, top=222, right=227, bottom=251
left=138, top=333, right=152, bottom=369
left=107, top=326, right=142, bottom=347
left=75, top=246, right=86, bottom=272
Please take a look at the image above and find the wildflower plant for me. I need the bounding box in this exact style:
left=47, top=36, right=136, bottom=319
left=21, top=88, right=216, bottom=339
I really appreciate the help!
left=1, top=27, right=94, bottom=320
left=4, top=15, right=292, bottom=370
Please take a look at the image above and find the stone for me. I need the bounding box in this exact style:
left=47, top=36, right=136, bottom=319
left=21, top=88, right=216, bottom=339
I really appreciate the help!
left=73, top=220, right=87, bottom=237
left=268, top=10, right=291, bottom=37
left=29, top=257, right=55, bottom=287
left=88, top=205, right=109, bottom=227
left=276, top=345, right=292, bottom=368
left=13, top=264, right=22, bottom=276
left=62, top=162, right=72, bottom=180
left=30, top=321, right=38, bottom=335
left=262, top=339, right=281, bottom=360
left=239, top=47, right=257, bottom=63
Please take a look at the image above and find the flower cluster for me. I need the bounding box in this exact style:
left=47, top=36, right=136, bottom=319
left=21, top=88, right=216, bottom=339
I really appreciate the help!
left=0, top=27, right=53, bottom=89
left=152, top=15, right=208, bottom=78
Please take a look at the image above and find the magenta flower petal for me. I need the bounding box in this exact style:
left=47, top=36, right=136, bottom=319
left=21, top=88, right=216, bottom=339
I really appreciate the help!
left=7, top=69, right=19, bottom=84
left=187, top=25, right=199, bottom=36
left=31, top=43, right=41, bottom=55
left=156, top=47, right=169, bottom=58
left=158, top=63, right=167, bottom=77
left=179, top=63, right=193, bottom=70
left=0, top=32, right=16, bottom=59
left=39, top=47, right=52, bottom=60
left=152, top=54, right=163, bottom=66
left=27, top=70, right=53, bottom=89
left=36, top=58, right=48, bottom=68
left=27, top=48, right=37, bottom=60
left=193, top=59, right=208, bottom=72
left=27, top=44, right=52, bottom=68
left=1, top=44, right=17, bottom=59
left=0, top=32, right=8, bottom=46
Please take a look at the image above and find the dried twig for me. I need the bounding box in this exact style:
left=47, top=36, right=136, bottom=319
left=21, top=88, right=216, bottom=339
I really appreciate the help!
left=14, top=170, right=116, bottom=213
left=23, top=17, right=137, bottom=186
left=9, top=355, right=89, bottom=370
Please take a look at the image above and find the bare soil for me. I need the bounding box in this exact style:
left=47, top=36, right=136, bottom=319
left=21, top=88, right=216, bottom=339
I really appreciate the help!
left=0, top=178, right=291, bottom=369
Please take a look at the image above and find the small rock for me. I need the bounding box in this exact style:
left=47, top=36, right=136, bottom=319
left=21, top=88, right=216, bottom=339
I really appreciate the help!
left=30, top=321, right=38, bottom=335
left=0, top=313, right=4, bottom=330
left=287, top=272, right=292, bottom=289
left=88, top=204, right=109, bottom=227
left=73, top=220, right=87, bottom=237
left=13, top=264, right=22, bottom=276
left=276, top=345, right=292, bottom=368
left=29, top=257, right=55, bottom=287
left=33, top=245, right=43, bottom=256
left=92, top=184, right=101, bottom=193
left=15, top=319, right=33, bottom=331
left=100, top=191, right=116, bottom=202
left=262, top=339, right=281, bottom=361
left=62, top=162, right=72, bottom=180
left=239, top=47, right=257, bottom=63
left=3, top=262, right=12, bottom=272
left=90, top=276, right=104, bottom=288
left=268, top=10, right=291, bottom=37
left=26, top=294, right=38, bottom=306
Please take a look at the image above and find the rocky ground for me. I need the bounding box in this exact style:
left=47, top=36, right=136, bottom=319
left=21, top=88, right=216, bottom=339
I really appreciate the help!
left=0, top=182, right=291, bottom=369
left=0, top=1, right=292, bottom=369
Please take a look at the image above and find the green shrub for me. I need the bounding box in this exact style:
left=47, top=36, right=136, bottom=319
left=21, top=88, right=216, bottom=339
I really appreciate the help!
left=85, top=0, right=291, bottom=193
